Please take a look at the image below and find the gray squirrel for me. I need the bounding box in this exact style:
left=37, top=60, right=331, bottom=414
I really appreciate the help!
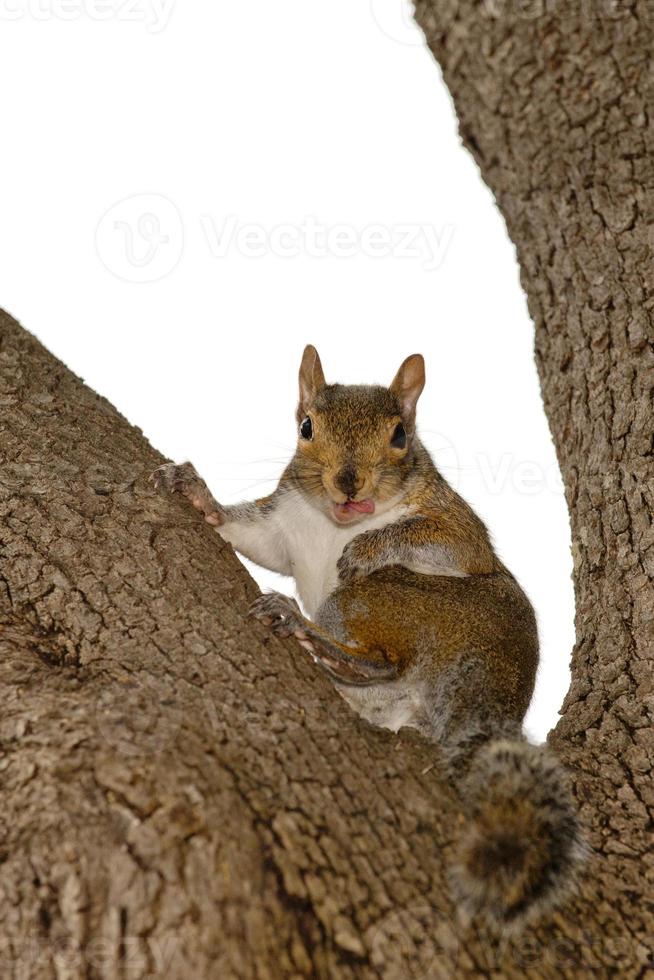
left=153, top=345, right=585, bottom=927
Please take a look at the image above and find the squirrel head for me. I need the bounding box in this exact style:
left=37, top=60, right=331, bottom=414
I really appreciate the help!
left=293, top=345, right=425, bottom=524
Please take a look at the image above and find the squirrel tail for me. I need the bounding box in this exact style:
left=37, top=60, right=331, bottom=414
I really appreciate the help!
left=450, top=738, right=587, bottom=929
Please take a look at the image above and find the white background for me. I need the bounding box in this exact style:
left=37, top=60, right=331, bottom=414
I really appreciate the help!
left=0, top=0, right=574, bottom=740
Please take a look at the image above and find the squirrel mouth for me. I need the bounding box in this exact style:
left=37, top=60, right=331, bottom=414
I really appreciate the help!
left=333, top=498, right=375, bottom=520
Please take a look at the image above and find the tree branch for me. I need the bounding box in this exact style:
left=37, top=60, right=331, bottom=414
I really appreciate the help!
left=0, top=311, right=457, bottom=977
left=415, top=0, right=654, bottom=968
left=1, top=4, right=652, bottom=966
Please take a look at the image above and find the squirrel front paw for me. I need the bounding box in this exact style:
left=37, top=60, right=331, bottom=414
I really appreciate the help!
left=151, top=462, right=224, bottom=525
left=152, top=461, right=199, bottom=495
left=249, top=593, right=306, bottom=639
left=337, top=530, right=383, bottom=583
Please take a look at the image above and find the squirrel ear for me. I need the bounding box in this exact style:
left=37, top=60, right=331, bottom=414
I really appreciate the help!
left=299, top=345, right=326, bottom=413
left=390, top=354, right=425, bottom=423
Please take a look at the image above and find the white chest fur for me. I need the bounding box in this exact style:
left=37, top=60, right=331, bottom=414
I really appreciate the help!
left=272, top=492, right=408, bottom=617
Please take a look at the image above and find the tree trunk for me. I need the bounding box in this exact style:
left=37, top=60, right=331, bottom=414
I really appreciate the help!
left=0, top=5, right=652, bottom=975
left=413, top=0, right=654, bottom=969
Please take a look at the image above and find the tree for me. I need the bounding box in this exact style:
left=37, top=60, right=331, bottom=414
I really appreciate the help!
left=0, top=3, right=652, bottom=975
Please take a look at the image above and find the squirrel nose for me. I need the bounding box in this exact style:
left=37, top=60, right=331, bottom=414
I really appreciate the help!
left=334, top=465, right=364, bottom=498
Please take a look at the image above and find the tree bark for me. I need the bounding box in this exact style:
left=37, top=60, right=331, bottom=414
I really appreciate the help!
left=413, top=0, right=654, bottom=970
left=0, top=5, right=653, bottom=976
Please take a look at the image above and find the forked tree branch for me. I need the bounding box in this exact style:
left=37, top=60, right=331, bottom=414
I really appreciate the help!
left=1, top=5, right=653, bottom=973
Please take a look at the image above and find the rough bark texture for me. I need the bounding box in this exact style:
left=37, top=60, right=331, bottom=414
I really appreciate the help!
left=0, top=4, right=653, bottom=976
left=413, top=0, right=654, bottom=972
left=0, top=310, right=456, bottom=980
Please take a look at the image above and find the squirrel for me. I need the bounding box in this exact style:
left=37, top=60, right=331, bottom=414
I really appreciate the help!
left=153, top=345, right=585, bottom=929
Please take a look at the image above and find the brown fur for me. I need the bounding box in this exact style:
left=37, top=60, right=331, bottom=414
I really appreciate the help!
left=328, top=566, right=537, bottom=716
left=292, top=383, right=415, bottom=507
left=286, top=347, right=583, bottom=927
left=153, top=345, right=585, bottom=929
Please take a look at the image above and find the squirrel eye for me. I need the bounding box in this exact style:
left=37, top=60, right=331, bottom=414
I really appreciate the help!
left=300, top=416, right=313, bottom=440
left=390, top=423, right=407, bottom=449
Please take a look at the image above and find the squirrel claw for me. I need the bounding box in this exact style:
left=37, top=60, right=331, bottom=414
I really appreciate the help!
left=249, top=593, right=304, bottom=638
left=308, top=645, right=398, bottom=685
left=151, top=461, right=198, bottom=495
left=250, top=597, right=397, bottom=684
left=151, top=462, right=224, bottom=524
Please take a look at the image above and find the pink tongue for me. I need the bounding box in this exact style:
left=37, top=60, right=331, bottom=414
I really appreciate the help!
left=344, top=499, right=375, bottom=514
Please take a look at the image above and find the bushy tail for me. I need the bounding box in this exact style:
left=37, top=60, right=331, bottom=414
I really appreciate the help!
left=451, top=739, right=587, bottom=929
